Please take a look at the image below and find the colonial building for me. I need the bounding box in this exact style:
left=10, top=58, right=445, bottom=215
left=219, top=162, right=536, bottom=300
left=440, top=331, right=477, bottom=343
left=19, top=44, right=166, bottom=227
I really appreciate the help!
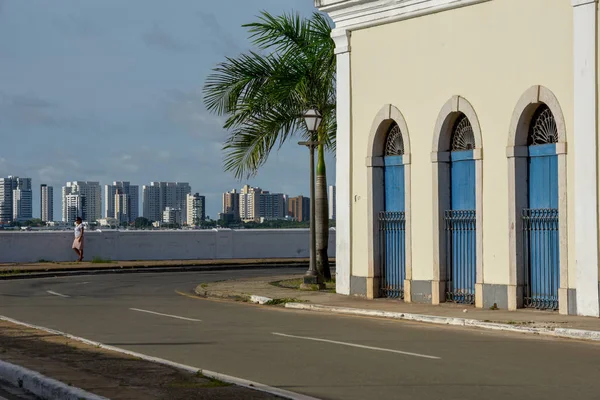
left=317, top=0, right=600, bottom=317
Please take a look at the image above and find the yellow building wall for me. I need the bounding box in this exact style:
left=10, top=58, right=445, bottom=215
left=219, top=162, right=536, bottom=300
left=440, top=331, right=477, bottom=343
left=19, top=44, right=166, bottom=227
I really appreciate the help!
left=350, top=0, right=575, bottom=286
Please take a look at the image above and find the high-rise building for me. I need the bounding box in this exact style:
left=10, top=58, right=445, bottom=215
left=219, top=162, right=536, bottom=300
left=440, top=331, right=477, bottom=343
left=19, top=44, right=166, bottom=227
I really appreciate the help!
left=40, top=184, right=54, bottom=222
left=260, top=192, right=285, bottom=219
left=187, top=193, right=206, bottom=225
left=115, top=189, right=130, bottom=224
left=162, top=207, right=181, bottom=225
left=288, top=196, right=310, bottom=222
left=65, top=193, right=86, bottom=223
left=105, top=182, right=139, bottom=222
left=222, top=189, right=240, bottom=219
left=239, top=185, right=262, bottom=222
left=328, top=185, right=336, bottom=220
left=142, top=182, right=190, bottom=224
left=0, top=178, right=14, bottom=224
left=0, top=176, right=32, bottom=224
left=12, top=177, right=32, bottom=222
left=238, top=185, right=285, bottom=222
left=62, top=181, right=101, bottom=223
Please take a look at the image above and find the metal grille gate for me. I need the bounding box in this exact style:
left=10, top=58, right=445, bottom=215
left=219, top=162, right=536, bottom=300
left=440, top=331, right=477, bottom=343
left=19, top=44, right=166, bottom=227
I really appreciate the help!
left=445, top=210, right=476, bottom=304
left=379, top=211, right=406, bottom=299
left=522, top=208, right=559, bottom=310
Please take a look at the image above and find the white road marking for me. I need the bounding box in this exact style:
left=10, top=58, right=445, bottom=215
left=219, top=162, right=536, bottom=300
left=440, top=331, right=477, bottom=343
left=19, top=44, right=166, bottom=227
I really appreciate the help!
left=46, top=290, right=70, bottom=298
left=272, top=332, right=441, bottom=360
left=129, top=308, right=201, bottom=322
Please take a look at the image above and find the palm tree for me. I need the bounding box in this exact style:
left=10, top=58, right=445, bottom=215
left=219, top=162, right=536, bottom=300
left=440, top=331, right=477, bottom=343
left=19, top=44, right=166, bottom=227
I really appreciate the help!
left=203, top=11, right=335, bottom=280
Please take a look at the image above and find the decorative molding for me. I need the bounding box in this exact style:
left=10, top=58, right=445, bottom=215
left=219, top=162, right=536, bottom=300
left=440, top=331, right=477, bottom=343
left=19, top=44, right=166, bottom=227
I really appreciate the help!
left=317, top=0, right=491, bottom=32
left=571, top=0, right=598, bottom=7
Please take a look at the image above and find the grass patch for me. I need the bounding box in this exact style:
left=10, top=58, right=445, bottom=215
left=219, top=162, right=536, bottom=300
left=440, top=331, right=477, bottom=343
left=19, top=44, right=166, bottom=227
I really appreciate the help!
left=200, top=283, right=208, bottom=288
left=37, top=259, right=54, bottom=263
left=264, top=297, right=307, bottom=306
left=270, top=278, right=336, bottom=292
left=91, top=256, right=113, bottom=264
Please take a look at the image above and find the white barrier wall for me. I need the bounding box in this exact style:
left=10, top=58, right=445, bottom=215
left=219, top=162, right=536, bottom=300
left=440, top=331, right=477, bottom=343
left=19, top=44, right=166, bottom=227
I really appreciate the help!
left=0, top=229, right=336, bottom=264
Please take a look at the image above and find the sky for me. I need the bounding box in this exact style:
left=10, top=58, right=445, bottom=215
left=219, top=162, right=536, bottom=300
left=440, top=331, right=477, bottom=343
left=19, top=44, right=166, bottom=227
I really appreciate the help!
left=0, top=0, right=335, bottom=219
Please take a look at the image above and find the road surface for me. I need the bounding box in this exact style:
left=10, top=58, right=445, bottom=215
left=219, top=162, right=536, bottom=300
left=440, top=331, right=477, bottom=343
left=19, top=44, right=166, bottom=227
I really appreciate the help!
left=1, top=268, right=600, bottom=400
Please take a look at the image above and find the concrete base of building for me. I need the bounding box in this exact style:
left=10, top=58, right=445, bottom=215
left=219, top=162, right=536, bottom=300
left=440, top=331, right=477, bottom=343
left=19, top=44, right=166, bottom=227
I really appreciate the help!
left=350, top=275, right=367, bottom=297
left=482, top=284, right=509, bottom=310
left=410, top=280, right=433, bottom=304
left=567, top=288, right=577, bottom=316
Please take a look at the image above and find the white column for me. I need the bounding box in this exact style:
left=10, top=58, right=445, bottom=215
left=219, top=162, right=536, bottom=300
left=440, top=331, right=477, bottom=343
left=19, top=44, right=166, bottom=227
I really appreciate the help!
left=573, top=0, right=599, bottom=316
left=333, top=29, right=352, bottom=295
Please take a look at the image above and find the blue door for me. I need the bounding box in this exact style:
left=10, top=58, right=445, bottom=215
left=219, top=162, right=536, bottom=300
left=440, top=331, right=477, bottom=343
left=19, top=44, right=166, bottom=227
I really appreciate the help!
left=380, top=154, right=406, bottom=298
left=446, top=150, right=476, bottom=304
left=523, top=143, right=559, bottom=309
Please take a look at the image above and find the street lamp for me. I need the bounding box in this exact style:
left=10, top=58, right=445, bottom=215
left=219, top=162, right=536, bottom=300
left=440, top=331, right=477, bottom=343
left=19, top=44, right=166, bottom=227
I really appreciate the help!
left=299, top=108, right=325, bottom=290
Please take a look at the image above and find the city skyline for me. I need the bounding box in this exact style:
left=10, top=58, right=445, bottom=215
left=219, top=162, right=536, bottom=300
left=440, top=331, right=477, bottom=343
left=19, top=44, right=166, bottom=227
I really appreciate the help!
left=0, top=0, right=335, bottom=220
left=1, top=175, right=335, bottom=224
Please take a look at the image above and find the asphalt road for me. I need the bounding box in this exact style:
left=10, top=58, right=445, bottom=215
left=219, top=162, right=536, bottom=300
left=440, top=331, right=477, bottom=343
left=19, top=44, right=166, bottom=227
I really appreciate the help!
left=1, top=268, right=600, bottom=400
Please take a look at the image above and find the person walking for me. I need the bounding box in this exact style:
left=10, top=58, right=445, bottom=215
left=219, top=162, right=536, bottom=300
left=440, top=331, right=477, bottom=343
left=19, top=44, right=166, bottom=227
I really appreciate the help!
left=72, top=217, right=84, bottom=262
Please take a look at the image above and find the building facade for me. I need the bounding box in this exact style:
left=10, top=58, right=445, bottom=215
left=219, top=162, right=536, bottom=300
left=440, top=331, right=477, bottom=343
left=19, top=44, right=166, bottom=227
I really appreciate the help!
left=162, top=207, right=181, bottom=225
left=115, top=190, right=130, bottom=224
left=187, top=193, right=206, bottom=225
left=328, top=185, right=336, bottom=220
left=65, top=193, right=85, bottom=223
left=105, top=182, right=139, bottom=222
left=288, top=196, right=310, bottom=222
left=222, top=189, right=240, bottom=220
left=239, top=185, right=262, bottom=222
left=40, top=184, right=54, bottom=223
left=142, top=182, right=190, bottom=224
left=317, top=0, right=600, bottom=317
left=12, top=177, right=32, bottom=222
left=0, top=176, right=32, bottom=224
left=62, top=181, right=101, bottom=223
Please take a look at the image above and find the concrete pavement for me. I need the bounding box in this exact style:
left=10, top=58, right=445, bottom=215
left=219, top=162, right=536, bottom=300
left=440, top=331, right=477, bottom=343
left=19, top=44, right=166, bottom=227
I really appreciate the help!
left=2, top=268, right=600, bottom=400
left=196, top=274, right=600, bottom=333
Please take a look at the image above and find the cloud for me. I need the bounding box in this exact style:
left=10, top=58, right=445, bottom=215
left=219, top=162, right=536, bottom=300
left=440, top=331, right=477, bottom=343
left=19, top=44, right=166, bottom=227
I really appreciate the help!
left=52, top=14, right=100, bottom=37
left=197, top=12, right=240, bottom=55
left=0, top=91, right=76, bottom=128
left=142, top=23, right=186, bottom=52
left=162, top=89, right=225, bottom=134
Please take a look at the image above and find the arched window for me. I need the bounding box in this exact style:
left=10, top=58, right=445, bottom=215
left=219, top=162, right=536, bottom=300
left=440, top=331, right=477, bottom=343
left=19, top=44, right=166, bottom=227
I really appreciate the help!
left=385, top=123, right=404, bottom=156
left=528, top=105, right=558, bottom=146
left=451, top=114, right=475, bottom=151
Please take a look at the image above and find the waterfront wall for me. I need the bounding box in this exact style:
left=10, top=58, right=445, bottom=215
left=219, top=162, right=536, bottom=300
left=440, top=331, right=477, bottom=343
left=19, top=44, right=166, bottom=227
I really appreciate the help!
left=0, top=229, right=336, bottom=263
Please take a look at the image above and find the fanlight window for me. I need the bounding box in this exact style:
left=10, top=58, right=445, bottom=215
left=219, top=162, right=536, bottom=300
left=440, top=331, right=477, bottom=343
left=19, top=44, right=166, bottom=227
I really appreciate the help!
left=529, top=105, right=558, bottom=146
left=385, top=123, right=404, bottom=156
left=451, top=114, right=475, bottom=151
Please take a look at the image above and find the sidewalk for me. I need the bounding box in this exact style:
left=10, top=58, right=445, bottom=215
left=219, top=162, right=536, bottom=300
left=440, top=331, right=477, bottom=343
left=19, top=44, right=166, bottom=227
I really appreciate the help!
left=194, top=274, right=600, bottom=340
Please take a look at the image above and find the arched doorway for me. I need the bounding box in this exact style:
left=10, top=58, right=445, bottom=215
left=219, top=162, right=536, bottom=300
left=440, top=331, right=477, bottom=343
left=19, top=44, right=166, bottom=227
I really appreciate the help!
left=522, top=105, right=560, bottom=310
left=507, top=86, right=568, bottom=313
left=380, top=122, right=406, bottom=298
left=432, top=96, right=483, bottom=306
left=366, top=104, right=412, bottom=300
left=446, top=114, right=477, bottom=304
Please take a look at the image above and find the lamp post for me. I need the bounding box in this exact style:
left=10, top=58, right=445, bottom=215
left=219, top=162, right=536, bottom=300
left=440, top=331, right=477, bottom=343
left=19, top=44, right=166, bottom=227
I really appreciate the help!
left=299, top=108, right=325, bottom=290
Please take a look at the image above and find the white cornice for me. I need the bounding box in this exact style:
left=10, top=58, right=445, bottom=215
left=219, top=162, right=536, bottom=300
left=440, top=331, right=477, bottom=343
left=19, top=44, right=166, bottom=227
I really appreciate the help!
left=316, top=0, right=491, bottom=32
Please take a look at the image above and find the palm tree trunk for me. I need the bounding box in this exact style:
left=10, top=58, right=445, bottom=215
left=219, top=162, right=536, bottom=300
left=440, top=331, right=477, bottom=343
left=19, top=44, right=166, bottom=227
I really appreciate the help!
left=316, top=135, right=331, bottom=281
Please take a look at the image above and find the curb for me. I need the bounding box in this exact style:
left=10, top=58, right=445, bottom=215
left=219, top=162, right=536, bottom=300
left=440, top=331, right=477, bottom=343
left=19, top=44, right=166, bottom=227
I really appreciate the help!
left=0, top=315, right=321, bottom=400
left=0, top=262, right=322, bottom=281
left=284, top=303, right=600, bottom=342
left=0, top=360, right=108, bottom=400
